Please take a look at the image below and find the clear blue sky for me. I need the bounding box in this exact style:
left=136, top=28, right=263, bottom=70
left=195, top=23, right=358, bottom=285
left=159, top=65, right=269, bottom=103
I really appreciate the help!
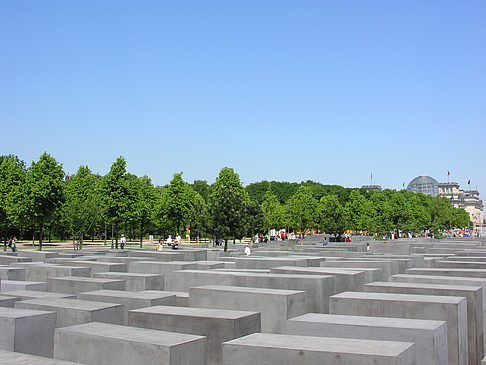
left=1, top=1, right=485, bottom=196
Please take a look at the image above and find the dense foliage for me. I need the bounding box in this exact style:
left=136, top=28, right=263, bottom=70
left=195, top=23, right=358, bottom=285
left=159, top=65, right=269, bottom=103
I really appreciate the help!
left=0, top=153, right=471, bottom=248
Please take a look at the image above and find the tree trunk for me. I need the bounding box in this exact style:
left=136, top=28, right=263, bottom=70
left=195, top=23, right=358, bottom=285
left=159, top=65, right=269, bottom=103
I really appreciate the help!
left=140, top=217, right=144, bottom=248
left=39, top=221, right=43, bottom=251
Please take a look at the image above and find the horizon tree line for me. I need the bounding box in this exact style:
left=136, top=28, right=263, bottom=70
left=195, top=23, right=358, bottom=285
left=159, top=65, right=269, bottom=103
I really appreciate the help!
left=0, top=153, right=471, bottom=250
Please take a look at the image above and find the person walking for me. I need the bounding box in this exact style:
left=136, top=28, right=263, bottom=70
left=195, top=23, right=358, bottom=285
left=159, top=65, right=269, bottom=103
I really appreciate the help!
left=120, top=234, right=126, bottom=249
left=8, top=237, right=17, bottom=252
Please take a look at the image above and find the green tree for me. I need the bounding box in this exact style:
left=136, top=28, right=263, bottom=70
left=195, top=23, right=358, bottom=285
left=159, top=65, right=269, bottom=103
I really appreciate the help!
left=99, top=157, right=130, bottom=247
left=0, top=155, right=26, bottom=249
left=63, top=166, right=102, bottom=249
left=209, top=167, right=248, bottom=251
left=191, top=180, right=211, bottom=202
left=343, top=189, right=374, bottom=232
left=24, top=152, right=65, bottom=250
left=188, top=191, right=208, bottom=243
left=242, top=200, right=264, bottom=244
left=261, top=189, right=283, bottom=239
left=288, top=186, right=318, bottom=245
left=129, top=175, right=156, bottom=247
left=162, top=173, right=193, bottom=235
left=317, top=194, right=344, bottom=238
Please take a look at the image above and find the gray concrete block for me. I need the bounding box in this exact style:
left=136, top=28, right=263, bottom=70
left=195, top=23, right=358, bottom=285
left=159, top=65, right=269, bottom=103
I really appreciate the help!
left=0, top=280, right=47, bottom=292
left=15, top=297, right=123, bottom=327
left=235, top=257, right=307, bottom=270
left=127, top=250, right=184, bottom=261
left=93, top=271, right=164, bottom=291
left=286, top=313, right=446, bottom=365
left=128, top=261, right=197, bottom=290
left=129, top=305, right=260, bottom=365
left=189, top=285, right=306, bottom=333
left=322, top=259, right=397, bottom=279
left=270, top=266, right=364, bottom=292
left=70, top=260, right=127, bottom=274
left=0, top=295, right=19, bottom=307
left=0, top=266, right=25, bottom=280
left=24, top=264, right=91, bottom=282
left=197, top=261, right=225, bottom=270
left=79, top=289, right=176, bottom=324
left=47, top=276, right=126, bottom=295
left=0, top=290, right=75, bottom=300
left=171, top=270, right=335, bottom=313
left=18, top=250, right=60, bottom=262
left=222, top=333, right=416, bottom=365
left=0, top=350, right=80, bottom=364
left=0, top=307, right=56, bottom=357
left=330, top=291, right=468, bottom=365
left=407, top=267, right=486, bottom=278
left=54, top=322, right=206, bottom=365
left=0, top=255, right=31, bottom=265
left=363, top=281, right=483, bottom=364
left=142, top=290, right=189, bottom=307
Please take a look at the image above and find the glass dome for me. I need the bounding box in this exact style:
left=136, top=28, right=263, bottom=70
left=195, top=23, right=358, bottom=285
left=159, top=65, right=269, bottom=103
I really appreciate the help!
left=406, top=176, right=439, bottom=197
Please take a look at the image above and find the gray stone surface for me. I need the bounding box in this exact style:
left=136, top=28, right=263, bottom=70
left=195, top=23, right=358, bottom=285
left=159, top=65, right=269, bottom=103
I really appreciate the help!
left=235, top=257, right=307, bottom=270
left=196, top=261, right=225, bottom=270
left=128, top=261, right=197, bottom=290
left=18, top=250, right=60, bottom=262
left=0, top=266, right=25, bottom=280
left=363, top=280, right=483, bottom=364
left=129, top=305, right=260, bottom=365
left=222, top=333, right=417, bottom=365
left=0, top=280, right=47, bottom=292
left=69, top=260, right=127, bottom=274
left=142, top=290, right=189, bottom=307
left=330, top=291, right=467, bottom=365
left=0, top=295, right=18, bottom=307
left=0, top=255, right=31, bottom=265
left=48, top=276, right=126, bottom=295
left=24, top=264, right=91, bottom=282
left=171, top=269, right=335, bottom=313
left=0, top=290, right=75, bottom=300
left=93, top=271, right=165, bottom=291
left=286, top=313, right=447, bottom=365
left=0, top=307, right=56, bottom=357
left=189, top=285, right=306, bottom=333
left=270, top=266, right=365, bottom=292
left=54, top=322, right=206, bottom=365
left=406, top=267, right=486, bottom=278
left=322, top=259, right=397, bottom=279
left=15, top=297, right=123, bottom=327
left=0, top=350, right=80, bottom=364
left=79, top=289, right=176, bottom=324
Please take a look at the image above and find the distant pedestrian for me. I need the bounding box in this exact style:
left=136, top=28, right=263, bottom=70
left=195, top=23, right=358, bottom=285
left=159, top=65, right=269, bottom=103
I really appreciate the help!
left=244, top=244, right=251, bottom=256
left=120, top=234, right=126, bottom=249
left=8, top=237, right=17, bottom=252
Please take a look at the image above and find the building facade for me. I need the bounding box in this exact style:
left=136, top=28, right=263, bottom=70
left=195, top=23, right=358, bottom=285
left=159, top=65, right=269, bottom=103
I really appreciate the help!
left=438, top=182, right=484, bottom=225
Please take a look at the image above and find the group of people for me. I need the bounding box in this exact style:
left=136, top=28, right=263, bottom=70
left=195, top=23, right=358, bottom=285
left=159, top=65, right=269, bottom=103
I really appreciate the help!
left=156, top=234, right=181, bottom=251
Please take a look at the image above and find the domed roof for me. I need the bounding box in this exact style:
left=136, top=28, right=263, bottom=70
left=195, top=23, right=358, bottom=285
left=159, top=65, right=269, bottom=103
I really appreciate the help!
left=407, top=175, right=439, bottom=197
